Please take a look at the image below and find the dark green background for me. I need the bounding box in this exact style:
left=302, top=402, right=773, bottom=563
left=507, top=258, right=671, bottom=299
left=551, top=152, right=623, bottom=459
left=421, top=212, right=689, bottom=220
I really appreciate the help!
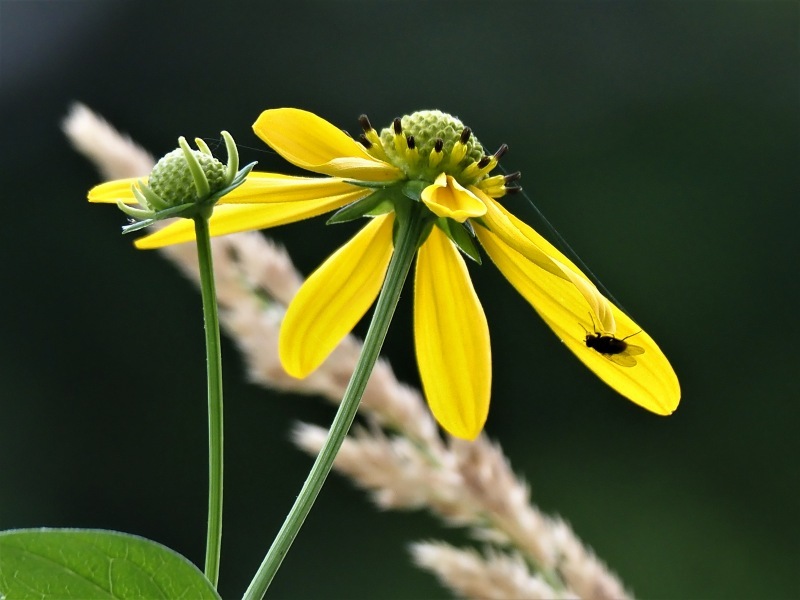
left=2, top=2, right=798, bottom=598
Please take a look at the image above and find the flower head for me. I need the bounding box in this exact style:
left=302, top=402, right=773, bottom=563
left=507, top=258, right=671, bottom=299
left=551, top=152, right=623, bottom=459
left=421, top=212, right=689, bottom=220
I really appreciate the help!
left=88, top=108, right=680, bottom=439
left=89, top=131, right=255, bottom=233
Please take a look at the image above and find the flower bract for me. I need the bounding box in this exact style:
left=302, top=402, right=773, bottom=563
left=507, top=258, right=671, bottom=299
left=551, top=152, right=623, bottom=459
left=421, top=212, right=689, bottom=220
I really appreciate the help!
left=88, top=108, right=680, bottom=439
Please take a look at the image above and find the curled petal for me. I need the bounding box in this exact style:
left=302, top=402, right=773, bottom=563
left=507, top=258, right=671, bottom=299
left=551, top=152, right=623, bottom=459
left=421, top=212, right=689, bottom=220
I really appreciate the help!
left=88, top=178, right=143, bottom=204
left=134, top=191, right=366, bottom=249
left=222, top=172, right=364, bottom=204
left=415, top=226, right=491, bottom=440
left=279, top=214, right=395, bottom=378
left=253, top=108, right=402, bottom=181
left=476, top=190, right=615, bottom=332
left=475, top=224, right=680, bottom=415
left=421, top=174, right=487, bottom=223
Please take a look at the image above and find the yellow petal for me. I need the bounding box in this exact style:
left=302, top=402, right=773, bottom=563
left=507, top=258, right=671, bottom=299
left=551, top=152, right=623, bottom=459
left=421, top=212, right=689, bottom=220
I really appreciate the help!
left=279, top=214, right=395, bottom=378
left=420, top=174, right=487, bottom=223
left=134, top=191, right=366, bottom=249
left=476, top=190, right=615, bottom=332
left=415, top=226, right=491, bottom=440
left=221, top=172, right=363, bottom=203
left=253, top=108, right=402, bottom=181
left=475, top=224, right=680, bottom=415
left=88, top=178, right=143, bottom=204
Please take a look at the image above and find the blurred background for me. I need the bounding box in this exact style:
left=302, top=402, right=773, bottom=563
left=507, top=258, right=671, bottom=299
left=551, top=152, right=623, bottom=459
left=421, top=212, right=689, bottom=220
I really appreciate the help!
left=1, top=2, right=797, bottom=598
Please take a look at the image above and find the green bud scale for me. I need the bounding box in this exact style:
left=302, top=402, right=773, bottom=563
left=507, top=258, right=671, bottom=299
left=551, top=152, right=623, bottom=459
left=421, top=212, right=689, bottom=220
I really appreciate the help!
left=117, top=131, right=256, bottom=234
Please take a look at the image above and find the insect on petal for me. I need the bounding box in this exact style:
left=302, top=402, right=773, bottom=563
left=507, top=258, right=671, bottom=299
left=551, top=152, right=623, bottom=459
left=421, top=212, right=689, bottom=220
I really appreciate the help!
left=476, top=223, right=679, bottom=415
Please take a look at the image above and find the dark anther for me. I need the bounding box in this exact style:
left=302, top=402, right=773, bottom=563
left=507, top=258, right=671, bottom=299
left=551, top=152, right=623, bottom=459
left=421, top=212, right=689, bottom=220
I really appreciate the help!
left=434, top=138, right=444, bottom=152
left=505, top=185, right=522, bottom=194
left=504, top=171, right=522, bottom=183
left=358, top=134, right=372, bottom=149
left=494, top=144, right=509, bottom=160
left=460, top=128, right=472, bottom=144
left=358, top=115, right=373, bottom=132
left=406, top=135, right=416, bottom=150
left=393, top=118, right=403, bottom=134
left=477, top=156, right=492, bottom=169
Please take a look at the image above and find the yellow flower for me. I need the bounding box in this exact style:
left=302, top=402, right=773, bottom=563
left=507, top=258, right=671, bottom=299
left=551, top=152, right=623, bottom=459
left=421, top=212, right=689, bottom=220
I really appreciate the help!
left=89, top=108, right=680, bottom=439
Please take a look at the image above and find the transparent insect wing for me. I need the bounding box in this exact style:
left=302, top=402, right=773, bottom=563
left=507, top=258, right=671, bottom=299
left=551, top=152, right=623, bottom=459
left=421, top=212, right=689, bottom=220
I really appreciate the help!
left=625, top=343, right=645, bottom=356
left=607, top=352, right=638, bottom=368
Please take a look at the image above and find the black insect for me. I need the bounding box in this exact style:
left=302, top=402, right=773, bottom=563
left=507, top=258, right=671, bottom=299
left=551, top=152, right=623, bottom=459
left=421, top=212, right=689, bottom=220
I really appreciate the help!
left=582, top=320, right=644, bottom=367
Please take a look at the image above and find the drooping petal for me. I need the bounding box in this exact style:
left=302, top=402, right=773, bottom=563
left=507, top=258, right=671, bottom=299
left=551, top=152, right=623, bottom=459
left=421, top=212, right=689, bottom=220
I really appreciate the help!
left=475, top=224, right=680, bottom=415
left=88, top=178, right=143, bottom=204
left=279, top=214, right=395, bottom=378
left=475, top=189, right=615, bottom=332
left=415, top=226, right=491, bottom=440
left=221, top=172, right=365, bottom=203
left=134, top=191, right=366, bottom=249
left=253, top=108, right=402, bottom=181
left=420, top=174, right=487, bottom=223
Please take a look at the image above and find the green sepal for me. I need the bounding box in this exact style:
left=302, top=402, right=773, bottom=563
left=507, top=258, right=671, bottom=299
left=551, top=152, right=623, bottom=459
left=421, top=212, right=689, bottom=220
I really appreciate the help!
left=179, top=136, right=211, bottom=199
left=195, top=137, right=213, bottom=156
left=205, top=160, right=256, bottom=205
left=121, top=203, right=195, bottom=234
left=119, top=162, right=257, bottom=235
left=437, top=218, right=482, bottom=264
left=402, top=179, right=427, bottom=201
left=343, top=179, right=391, bottom=189
left=327, top=190, right=392, bottom=224
left=137, top=180, right=170, bottom=211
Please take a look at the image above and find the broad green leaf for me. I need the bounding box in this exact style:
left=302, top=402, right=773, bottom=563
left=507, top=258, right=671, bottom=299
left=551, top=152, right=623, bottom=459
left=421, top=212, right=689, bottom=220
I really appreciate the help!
left=0, top=528, right=220, bottom=600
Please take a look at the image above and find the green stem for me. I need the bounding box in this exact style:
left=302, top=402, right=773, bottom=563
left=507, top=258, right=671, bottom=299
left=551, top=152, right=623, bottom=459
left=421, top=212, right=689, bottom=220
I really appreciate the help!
left=194, top=215, right=224, bottom=588
left=242, top=208, right=427, bottom=600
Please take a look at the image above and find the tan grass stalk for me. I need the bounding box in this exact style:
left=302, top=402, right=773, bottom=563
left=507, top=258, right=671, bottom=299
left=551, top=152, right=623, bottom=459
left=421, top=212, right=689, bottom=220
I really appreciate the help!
left=411, top=541, right=577, bottom=600
left=63, top=104, right=631, bottom=600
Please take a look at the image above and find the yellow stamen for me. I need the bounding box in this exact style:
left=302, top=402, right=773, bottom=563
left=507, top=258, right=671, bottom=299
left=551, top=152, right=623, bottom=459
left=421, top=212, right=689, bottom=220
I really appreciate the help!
left=447, top=140, right=468, bottom=168
left=428, top=139, right=444, bottom=168
left=392, top=118, right=406, bottom=156
left=405, top=138, right=420, bottom=166
left=461, top=154, right=497, bottom=182
left=478, top=174, right=505, bottom=190
left=482, top=184, right=506, bottom=198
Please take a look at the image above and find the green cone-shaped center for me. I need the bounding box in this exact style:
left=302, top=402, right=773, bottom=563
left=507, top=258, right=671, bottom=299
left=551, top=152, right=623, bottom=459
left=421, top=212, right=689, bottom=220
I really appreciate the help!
left=379, top=110, right=484, bottom=180
left=148, top=148, right=227, bottom=206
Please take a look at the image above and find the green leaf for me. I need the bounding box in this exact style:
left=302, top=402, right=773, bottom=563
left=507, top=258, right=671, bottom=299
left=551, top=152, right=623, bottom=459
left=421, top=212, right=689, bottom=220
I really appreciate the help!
left=401, top=180, right=427, bottom=201
left=437, top=218, right=482, bottom=264
left=0, top=528, right=220, bottom=600
left=326, top=190, right=391, bottom=224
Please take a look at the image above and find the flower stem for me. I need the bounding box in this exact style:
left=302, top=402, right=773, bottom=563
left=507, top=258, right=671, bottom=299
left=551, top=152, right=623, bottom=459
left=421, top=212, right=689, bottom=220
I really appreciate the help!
left=194, top=215, right=224, bottom=588
left=243, top=208, right=427, bottom=600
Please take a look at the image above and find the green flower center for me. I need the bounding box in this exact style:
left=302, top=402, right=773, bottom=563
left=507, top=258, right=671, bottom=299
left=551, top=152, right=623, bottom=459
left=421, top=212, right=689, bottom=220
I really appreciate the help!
left=357, top=110, right=518, bottom=199
left=148, top=148, right=227, bottom=207
left=378, top=110, right=485, bottom=184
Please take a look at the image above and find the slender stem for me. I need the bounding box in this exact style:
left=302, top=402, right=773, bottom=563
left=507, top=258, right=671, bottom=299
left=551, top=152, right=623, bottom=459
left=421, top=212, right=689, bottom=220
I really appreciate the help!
left=243, top=208, right=427, bottom=600
left=194, top=215, right=224, bottom=588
